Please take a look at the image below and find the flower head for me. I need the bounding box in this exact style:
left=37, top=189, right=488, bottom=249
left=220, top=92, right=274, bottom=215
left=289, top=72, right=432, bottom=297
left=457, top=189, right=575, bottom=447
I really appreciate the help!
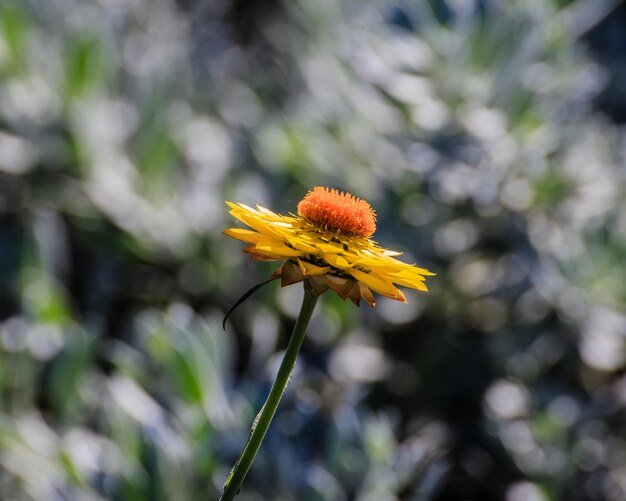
left=298, top=187, right=376, bottom=237
left=224, top=187, right=434, bottom=306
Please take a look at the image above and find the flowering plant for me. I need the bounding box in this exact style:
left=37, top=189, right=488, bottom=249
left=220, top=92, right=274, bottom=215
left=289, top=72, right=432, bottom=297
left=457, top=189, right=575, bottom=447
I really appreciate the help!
left=220, top=187, right=434, bottom=499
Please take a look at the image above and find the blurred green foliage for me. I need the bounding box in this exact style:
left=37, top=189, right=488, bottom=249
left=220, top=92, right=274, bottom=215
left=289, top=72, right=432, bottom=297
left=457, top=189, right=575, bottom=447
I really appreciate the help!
left=1, top=0, right=626, bottom=500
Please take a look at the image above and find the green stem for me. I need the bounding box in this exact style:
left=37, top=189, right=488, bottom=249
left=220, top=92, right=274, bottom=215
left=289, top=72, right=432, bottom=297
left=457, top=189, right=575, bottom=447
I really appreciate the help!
left=220, top=284, right=319, bottom=500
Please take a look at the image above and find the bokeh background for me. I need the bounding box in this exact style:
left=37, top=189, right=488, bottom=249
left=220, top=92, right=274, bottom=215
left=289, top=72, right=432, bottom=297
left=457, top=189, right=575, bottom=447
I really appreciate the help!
left=1, top=0, right=626, bottom=499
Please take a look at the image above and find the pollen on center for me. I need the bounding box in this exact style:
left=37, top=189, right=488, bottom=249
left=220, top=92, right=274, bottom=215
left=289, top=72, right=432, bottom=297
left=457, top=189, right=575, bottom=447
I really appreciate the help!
left=297, top=186, right=377, bottom=238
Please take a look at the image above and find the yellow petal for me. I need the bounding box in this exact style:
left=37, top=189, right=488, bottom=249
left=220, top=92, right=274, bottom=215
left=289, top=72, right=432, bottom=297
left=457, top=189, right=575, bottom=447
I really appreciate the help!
left=297, top=259, right=331, bottom=276
left=348, top=268, right=403, bottom=299
left=255, top=242, right=303, bottom=257
left=317, top=243, right=342, bottom=254
left=323, top=253, right=351, bottom=269
left=388, top=275, right=429, bottom=291
left=351, top=254, right=396, bottom=269
left=287, top=237, right=318, bottom=254
left=225, top=201, right=241, bottom=211
left=341, top=251, right=362, bottom=264
left=385, top=268, right=431, bottom=290
left=383, top=249, right=403, bottom=257
left=399, top=266, right=435, bottom=276
left=356, top=254, right=435, bottom=278
left=256, top=205, right=280, bottom=218
left=243, top=247, right=282, bottom=261
left=234, top=213, right=286, bottom=238
left=223, top=228, right=263, bottom=244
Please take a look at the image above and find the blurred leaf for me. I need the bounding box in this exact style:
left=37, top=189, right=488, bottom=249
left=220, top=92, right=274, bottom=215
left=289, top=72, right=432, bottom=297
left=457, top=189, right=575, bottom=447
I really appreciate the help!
left=64, top=34, right=106, bottom=98
left=0, top=3, right=29, bottom=74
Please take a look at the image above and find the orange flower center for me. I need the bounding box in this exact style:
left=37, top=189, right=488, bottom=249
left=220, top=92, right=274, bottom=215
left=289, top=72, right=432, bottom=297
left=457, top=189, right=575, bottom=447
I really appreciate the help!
left=297, top=187, right=376, bottom=237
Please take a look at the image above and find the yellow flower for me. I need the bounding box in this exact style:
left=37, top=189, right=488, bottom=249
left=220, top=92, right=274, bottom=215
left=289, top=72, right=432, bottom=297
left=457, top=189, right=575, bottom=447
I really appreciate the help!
left=224, top=187, right=434, bottom=306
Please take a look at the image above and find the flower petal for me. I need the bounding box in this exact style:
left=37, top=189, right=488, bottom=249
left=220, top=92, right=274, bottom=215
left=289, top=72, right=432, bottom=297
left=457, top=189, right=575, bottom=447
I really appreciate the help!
left=317, top=243, right=342, bottom=254
left=286, top=237, right=318, bottom=254
left=383, top=249, right=403, bottom=257
left=358, top=283, right=376, bottom=307
left=243, top=247, right=282, bottom=261
left=255, top=242, right=303, bottom=257
left=230, top=211, right=288, bottom=239
left=297, top=259, right=331, bottom=276
left=280, top=261, right=304, bottom=286
left=307, top=276, right=330, bottom=295
left=323, top=253, right=351, bottom=269
left=348, top=268, right=405, bottom=301
left=324, top=275, right=355, bottom=299
left=223, top=228, right=262, bottom=244
left=386, top=272, right=429, bottom=291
